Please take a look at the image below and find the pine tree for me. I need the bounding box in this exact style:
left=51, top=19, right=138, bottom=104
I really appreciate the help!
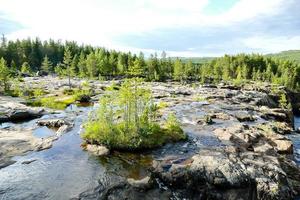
left=128, top=58, right=143, bottom=77
left=173, top=59, right=184, bottom=82
left=21, top=62, right=31, bottom=74
left=63, top=47, right=73, bottom=88
left=0, top=58, right=10, bottom=91
left=70, top=54, right=78, bottom=77
left=41, top=55, right=52, bottom=73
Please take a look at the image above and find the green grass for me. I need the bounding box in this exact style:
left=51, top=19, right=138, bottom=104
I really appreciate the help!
left=27, top=96, right=76, bottom=110
left=192, top=94, right=206, bottom=101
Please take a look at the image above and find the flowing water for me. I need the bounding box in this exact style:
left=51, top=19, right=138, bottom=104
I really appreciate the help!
left=0, top=105, right=154, bottom=199
left=1, top=102, right=300, bottom=199
left=291, top=116, right=300, bottom=165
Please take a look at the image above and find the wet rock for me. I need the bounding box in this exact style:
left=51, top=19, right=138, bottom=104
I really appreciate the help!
left=234, top=111, right=255, bottom=122
left=280, top=158, right=300, bottom=196
left=37, top=118, right=70, bottom=128
left=210, top=112, right=231, bottom=120
left=35, top=136, right=57, bottom=151
left=0, top=159, right=16, bottom=169
left=56, top=124, right=71, bottom=135
left=259, top=107, right=290, bottom=123
left=37, top=118, right=73, bottom=136
left=255, top=94, right=277, bottom=108
left=127, top=176, right=152, bottom=189
left=21, top=159, right=37, bottom=164
left=152, top=149, right=295, bottom=200
left=87, top=181, right=172, bottom=200
left=151, top=149, right=256, bottom=199
left=0, top=128, right=57, bottom=169
left=197, top=115, right=214, bottom=125
left=214, top=128, right=232, bottom=141
left=86, top=144, right=110, bottom=156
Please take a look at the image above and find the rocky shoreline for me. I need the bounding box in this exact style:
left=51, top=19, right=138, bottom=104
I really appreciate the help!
left=0, top=77, right=300, bottom=199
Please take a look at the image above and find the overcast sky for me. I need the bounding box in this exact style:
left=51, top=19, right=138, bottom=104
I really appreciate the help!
left=0, top=0, right=299, bottom=57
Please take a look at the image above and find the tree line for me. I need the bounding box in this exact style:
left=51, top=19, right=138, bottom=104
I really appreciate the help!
left=0, top=36, right=200, bottom=81
left=1, top=36, right=300, bottom=91
left=200, top=54, right=300, bottom=91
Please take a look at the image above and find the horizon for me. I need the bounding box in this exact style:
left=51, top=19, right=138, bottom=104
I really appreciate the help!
left=1, top=0, right=300, bottom=57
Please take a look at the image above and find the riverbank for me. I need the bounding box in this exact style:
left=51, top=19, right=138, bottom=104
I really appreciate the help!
left=0, top=76, right=299, bottom=199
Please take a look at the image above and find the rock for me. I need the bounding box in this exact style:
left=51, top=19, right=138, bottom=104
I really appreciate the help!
left=37, top=118, right=73, bottom=136
left=210, top=112, right=231, bottom=120
left=35, top=136, right=57, bottom=151
left=0, top=96, right=45, bottom=122
left=76, top=181, right=173, bottom=200
left=77, top=94, right=91, bottom=103
left=21, top=159, right=37, bottom=164
left=234, top=111, right=255, bottom=122
left=56, top=124, right=71, bottom=136
left=152, top=149, right=295, bottom=200
left=37, top=118, right=69, bottom=128
left=151, top=149, right=256, bottom=199
left=214, top=128, right=232, bottom=141
left=190, top=150, right=251, bottom=187
left=273, top=139, right=293, bottom=153
left=86, top=144, right=110, bottom=156
left=253, top=142, right=274, bottom=153
left=260, top=107, right=290, bottom=123
left=0, top=128, right=57, bottom=169
left=219, top=85, right=241, bottom=90
left=197, top=115, right=214, bottom=125
left=255, top=93, right=277, bottom=108
left=127, top=176, right=152, bottom=189
left=280, top=158, right=300, bottom=196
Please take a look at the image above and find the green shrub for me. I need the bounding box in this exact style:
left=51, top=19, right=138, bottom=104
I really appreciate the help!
left=82, top=78, right=186, bottom=150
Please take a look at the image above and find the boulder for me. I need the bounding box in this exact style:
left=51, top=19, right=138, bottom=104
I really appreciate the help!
left=86, top=144, right=110, bottom=156
left=234, top=112, right=255, bottom=122
left=37, top=118, right=70, bottom=128
left=273, top=139, right=293, bottom=154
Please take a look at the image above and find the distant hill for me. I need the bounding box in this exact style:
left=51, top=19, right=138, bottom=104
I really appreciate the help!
left=170, top=57, right=215, bottom=64
left=267, top=50, right=300, bottom=64
left=171, top=50, right=300, bottom=64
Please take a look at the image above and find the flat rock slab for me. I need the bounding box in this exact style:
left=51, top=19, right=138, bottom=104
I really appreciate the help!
left=0, top=96, right=45, bottom=122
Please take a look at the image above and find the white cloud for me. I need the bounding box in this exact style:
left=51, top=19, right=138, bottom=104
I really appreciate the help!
left=242, top=35, right=300, bottom=53
left=0, top=0, right=289, bottom=55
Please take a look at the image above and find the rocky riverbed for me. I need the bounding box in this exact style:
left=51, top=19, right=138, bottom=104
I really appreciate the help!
left=0, top=76, right=300, bottom=200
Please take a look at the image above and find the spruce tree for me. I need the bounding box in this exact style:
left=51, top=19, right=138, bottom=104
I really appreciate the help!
left=41, top=55, right=52, bottom=73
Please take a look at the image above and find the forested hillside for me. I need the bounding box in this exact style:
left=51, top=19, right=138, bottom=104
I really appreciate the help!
left=170, top=57, right=215, bottom=64
left=267, top=50, right=300, bottom=64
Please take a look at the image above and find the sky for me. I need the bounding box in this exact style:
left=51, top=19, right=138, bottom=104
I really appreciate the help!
left=0, top=0, right=299, bottom=57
